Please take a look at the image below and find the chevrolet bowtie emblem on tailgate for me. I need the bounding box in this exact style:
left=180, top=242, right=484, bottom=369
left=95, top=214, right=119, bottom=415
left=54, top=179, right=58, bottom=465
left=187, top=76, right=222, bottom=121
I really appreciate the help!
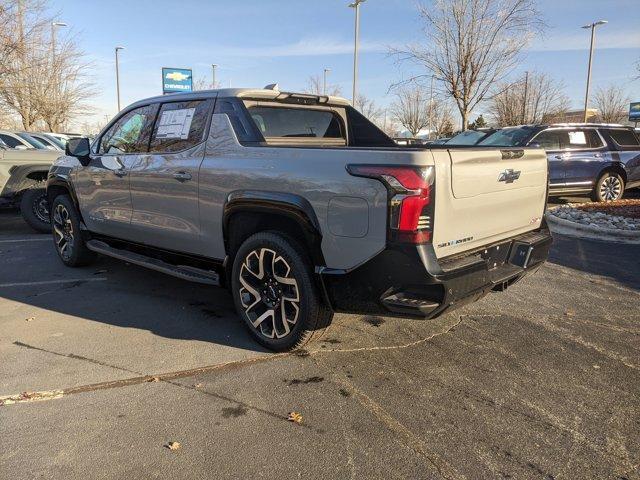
left=498, top=169, right=521, bottom=184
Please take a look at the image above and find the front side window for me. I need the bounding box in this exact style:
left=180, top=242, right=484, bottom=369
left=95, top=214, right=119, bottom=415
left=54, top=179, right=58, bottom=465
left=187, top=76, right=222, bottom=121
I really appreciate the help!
left=149, top=99, right=213, bottom=153
left=0, top=134, right=25, bottom=149
left=607, top=129, right=640, bottom=147
left=247, top=106, right=344, bottom=140
left=99, top=104, right=158, bottom=155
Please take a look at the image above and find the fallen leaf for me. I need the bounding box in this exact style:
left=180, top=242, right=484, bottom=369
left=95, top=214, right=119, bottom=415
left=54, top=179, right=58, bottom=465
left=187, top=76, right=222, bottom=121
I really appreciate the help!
left=593, top=365, right=601, bottom=369
left=287, top=412, right=303, bottom=424
left=166, top=441, right=181, bottom=450
left=194, top=383, right=203, bottom=389
left=25, top=317, right=35, bottom=322
left=147, top=376, right=160, bottom=383
left=564, top=310, right=575, bottom=317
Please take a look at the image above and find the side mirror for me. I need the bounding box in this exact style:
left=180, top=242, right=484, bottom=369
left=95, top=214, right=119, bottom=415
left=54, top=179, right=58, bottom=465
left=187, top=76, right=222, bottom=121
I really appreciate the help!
left=65, top=137, right=92, bottom=166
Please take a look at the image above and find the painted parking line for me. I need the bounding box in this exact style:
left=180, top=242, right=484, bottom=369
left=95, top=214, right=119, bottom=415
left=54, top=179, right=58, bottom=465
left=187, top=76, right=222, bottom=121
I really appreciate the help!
left=0, top=278, right=107, bottom=288
left=0, top=238, right=51, bottom=243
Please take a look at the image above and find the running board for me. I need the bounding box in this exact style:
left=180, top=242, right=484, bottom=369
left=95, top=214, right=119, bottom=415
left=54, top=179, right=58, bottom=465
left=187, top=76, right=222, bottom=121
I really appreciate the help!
left=86, top=240, right=220, bottom=286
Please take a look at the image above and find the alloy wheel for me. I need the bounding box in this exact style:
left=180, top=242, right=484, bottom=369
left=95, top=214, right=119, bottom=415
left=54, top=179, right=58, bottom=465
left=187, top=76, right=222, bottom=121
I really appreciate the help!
left=52, top=204, right=74, bottom=260
left=238, top=248, right=300, bottom=339
left=599, top=175, right=622, bottom=201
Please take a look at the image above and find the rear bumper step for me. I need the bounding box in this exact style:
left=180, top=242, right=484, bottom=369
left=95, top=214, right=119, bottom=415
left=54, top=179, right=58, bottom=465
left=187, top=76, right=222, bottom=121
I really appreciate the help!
left=86, top=240, right=220, bottom=286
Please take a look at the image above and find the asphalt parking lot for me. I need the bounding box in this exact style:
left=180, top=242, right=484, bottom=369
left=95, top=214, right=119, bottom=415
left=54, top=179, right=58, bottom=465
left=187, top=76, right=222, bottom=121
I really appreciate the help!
left=1, top=208, right=639, bottom=480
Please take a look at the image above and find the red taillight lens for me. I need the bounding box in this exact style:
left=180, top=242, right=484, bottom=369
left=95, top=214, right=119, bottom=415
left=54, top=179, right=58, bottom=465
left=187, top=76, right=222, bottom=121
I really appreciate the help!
left=347, top=165, right=434, bottom=244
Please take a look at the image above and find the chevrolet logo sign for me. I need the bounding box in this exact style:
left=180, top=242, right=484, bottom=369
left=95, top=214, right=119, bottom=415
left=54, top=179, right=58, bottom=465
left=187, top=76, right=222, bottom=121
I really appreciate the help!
left=498, top=169, right=521, bottom=184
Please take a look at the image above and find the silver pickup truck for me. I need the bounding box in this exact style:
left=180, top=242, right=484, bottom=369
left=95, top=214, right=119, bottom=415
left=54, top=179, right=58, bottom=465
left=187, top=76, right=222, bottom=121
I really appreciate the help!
left=0, top=142, right=60, bottom=231
left=47, top=88, right=552, bottom=351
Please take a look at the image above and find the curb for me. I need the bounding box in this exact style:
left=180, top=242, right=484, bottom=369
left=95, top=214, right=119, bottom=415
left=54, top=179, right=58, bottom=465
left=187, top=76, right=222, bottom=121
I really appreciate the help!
left=546, top=213, right=640, bottom=244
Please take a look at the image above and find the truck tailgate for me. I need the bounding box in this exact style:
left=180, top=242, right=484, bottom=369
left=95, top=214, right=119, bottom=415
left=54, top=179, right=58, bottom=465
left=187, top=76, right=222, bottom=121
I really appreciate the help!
left=431, top=148, right=547, bottom=259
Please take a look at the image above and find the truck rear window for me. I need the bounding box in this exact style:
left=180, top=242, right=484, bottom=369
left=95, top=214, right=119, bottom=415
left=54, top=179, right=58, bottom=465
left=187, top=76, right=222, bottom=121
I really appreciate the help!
left=247, top=106, right=344, bottom=140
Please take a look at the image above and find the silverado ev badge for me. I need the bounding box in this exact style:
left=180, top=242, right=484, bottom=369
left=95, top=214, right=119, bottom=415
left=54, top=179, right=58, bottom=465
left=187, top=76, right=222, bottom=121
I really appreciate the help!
left=498, top=169, right=521, bottom=184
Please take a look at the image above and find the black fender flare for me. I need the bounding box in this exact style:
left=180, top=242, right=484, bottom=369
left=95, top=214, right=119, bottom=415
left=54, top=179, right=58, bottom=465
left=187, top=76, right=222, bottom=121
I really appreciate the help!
left=0, top=164, right=50, bottom=198
left=46, top=165, right=81, bottom=214
left=222, top=190, right=324, bottom=265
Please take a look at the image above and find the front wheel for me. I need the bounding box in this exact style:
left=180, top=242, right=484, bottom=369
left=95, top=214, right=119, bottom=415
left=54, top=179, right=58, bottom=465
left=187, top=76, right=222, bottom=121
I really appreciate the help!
left=591, top=172, right=624, bottom=202
left=51, top=194, right=96, bottom=267
left=231, top=232, right=333, bottom=351
left=20, top=187, right=50, bottom=233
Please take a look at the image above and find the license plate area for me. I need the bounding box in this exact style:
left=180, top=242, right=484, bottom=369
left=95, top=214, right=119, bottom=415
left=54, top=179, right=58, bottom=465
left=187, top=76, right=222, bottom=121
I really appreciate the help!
left=480, top=241, right=511, bottom=270
left=509, top=242, right=534, bottom=268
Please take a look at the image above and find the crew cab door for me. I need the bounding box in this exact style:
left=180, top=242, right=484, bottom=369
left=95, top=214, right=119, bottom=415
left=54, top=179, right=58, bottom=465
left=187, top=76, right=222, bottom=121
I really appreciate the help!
left=127, top=98, right=214, bottom=252
left=74, top=104, right=158, bottom=239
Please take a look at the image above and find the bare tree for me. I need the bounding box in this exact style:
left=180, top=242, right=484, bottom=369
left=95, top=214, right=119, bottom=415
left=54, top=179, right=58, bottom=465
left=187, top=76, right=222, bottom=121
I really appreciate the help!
left=354, top=94, right=383, bottom=122
left=430, top=97, right=455, bottom=138
left=305, top=74, right=342, bottom=97
left=392, top=0, right=544, bottom=130
left=389, top=84, right=431, bottom=137
left=593, top=85, right=629, bottom=124
left=489, top=72, right=570, bottom=126
left=0, top=0, right=94, bottom=131
left=193, top=76, right=215, bottom=91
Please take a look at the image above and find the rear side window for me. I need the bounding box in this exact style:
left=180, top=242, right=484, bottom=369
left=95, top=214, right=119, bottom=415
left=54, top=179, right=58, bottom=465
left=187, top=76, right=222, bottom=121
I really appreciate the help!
left=99, top=104, right=158, bottom=154
left=606, top=129, right=640, bottom=147
left=247, top=106, right=344, bottom=140
left=346, top=106, right=396, bottom=147
left=149, top=99, right=213, bottom=153
left=214, top=98, right=260, bottom=143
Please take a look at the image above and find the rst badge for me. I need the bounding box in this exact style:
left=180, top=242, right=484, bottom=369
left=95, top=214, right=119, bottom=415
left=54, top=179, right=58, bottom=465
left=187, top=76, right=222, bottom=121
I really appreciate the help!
left=498, top=169, right=521, bottom=184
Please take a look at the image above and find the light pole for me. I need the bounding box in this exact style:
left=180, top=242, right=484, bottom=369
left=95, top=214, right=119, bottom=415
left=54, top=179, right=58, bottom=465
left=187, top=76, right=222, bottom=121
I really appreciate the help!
left=211, top=64, right=218, bottom=89
left=323, top=68, right=330, bottom=95
left=115, top=46, right=125, bottom=112
left=51, top=22, right=67, bottom=59
left=428, top=75, right=434, bottom=139
left=581, top=20, right=607, bottom=123
left=349, top=0, right=366, bottom=105
left=521, top=70, right=529, bottom=125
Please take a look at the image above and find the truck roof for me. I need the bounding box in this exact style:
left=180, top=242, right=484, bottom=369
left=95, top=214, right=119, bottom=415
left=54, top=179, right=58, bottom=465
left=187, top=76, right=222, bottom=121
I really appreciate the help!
left=127, top=88, right=351, bottom=111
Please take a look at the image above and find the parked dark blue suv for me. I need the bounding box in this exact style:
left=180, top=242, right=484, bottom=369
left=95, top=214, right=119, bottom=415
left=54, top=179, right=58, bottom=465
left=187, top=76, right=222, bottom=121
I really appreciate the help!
left=479, top=124, right=640, bottom=202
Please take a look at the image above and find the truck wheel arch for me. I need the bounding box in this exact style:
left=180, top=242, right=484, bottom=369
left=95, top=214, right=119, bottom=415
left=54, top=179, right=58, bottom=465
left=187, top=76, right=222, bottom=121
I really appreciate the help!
left=222, top=190, right=325, bottom=268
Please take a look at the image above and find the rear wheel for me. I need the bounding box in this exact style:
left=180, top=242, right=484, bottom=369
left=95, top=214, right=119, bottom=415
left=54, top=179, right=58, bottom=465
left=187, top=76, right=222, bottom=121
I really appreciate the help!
left=591, top=172, right=624, bottom=202
left=20, top=187, right=50, bottom=233
left=51, top=194, right=96, bottom=267
left=231, top=232, right=333, bottom=351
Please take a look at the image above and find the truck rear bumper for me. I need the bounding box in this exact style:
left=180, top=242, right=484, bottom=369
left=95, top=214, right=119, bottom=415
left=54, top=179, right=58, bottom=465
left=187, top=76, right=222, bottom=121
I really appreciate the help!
left=319, top=226, right=552, bottom=319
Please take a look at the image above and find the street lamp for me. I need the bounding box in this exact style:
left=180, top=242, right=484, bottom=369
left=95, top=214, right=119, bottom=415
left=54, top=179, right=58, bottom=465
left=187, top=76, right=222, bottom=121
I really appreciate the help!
left=323, top=68, right=331, bottom=95
left=581, top=20, right=607, bottom=123
left=211, top=64, right=218, bottom=89
left=349, top=0, right=366, bottom=105
left=51, top=22, right=67, bottom=59
left=115, top=46, right=125, bottom=112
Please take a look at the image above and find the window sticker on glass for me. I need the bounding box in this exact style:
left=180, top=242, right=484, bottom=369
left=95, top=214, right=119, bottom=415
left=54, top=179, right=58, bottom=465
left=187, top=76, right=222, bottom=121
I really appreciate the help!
left=156, top=108, right=195, bottom=140
left=568, top=131, right=587, bottom=145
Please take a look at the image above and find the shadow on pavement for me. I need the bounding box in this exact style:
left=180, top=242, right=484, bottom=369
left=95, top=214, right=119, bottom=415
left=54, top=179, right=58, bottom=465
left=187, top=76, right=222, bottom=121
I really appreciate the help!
left=548, top=233, right=640, bottom=291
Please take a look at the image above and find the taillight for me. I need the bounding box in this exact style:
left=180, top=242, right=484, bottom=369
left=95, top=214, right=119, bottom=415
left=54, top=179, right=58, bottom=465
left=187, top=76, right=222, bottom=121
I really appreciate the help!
left=347, top=165, right=435, bottom=244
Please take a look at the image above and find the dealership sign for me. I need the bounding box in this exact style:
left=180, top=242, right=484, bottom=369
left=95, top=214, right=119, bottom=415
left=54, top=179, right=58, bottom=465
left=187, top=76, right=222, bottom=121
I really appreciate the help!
left=162, top=67, right=193, bottom=94
left=630, top=102, right=640, bottom=122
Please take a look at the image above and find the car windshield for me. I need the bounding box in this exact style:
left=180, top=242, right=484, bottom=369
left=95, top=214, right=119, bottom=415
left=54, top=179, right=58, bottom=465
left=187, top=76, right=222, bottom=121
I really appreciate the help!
left=41, top=134, right=65, bottom=149
left=16, top=132, right=48, bottom=149
left=478, top=127, right=536, bottom=147
left=446, top=130, right=490, bottom=145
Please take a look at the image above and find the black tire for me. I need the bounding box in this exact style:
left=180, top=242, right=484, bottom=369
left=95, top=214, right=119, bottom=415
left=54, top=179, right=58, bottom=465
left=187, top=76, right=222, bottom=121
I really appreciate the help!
left=591, top=171, right=624, bottom=202
left=19, top=187, right=51, bottom=233
left=231, top=232, right=333, bottom=351
left=50, top=194, right=96, bottom=267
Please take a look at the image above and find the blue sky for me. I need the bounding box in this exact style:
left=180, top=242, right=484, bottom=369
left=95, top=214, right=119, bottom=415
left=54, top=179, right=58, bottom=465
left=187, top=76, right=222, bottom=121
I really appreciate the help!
left=51, top=0, right=639, bottom=126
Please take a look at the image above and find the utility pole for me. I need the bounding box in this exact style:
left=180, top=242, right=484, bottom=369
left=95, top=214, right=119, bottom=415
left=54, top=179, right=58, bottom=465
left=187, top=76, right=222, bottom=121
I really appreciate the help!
left=323, top=68, right=330, bottom=95
left=211, top=64, right=218, bottom=89
left=115, top=46, right=125, bottom=111
left=582, top=20, right=607, bottom=123
left=521, top=71, right=529, bottom=125
left=428, top=74, right=434, bottom=139
left=51, top=22, right=67, bottom=60
left=349, top=0, right=366, bottom=105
